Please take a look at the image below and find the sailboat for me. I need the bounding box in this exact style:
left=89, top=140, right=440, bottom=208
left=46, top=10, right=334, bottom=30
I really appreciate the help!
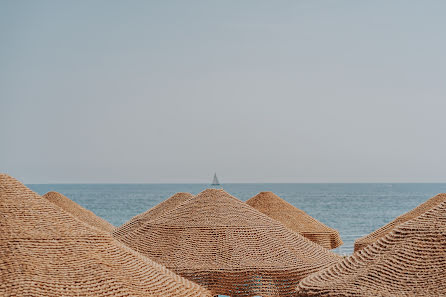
left=211, top=173, right=220, bottom=186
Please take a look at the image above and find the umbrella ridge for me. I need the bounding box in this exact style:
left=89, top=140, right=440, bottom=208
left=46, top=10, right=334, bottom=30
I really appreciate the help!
left=246, top=191, right=343, bottom=249
left=297, top=195, right=446, bottom=297
left=43, top=191, right=115, bottom=233
left=354, top=193, right=446, bottom=252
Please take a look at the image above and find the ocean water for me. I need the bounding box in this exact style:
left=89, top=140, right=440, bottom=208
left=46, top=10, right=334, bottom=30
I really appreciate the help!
left=28, top=183, right=446, bottom=255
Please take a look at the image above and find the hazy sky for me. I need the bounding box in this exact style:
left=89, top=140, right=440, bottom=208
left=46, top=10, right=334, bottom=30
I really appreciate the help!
left=1, top=1, right=446, bottom=183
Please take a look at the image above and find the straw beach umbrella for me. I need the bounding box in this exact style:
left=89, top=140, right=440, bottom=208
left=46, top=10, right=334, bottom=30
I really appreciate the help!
left=43, top=191, right=115, bottom=232
left=117, top=192, right=194, bottom=234
left=246, top=192, right=343, bottom=249
left=113, top=188, right=342, bottom=297
left=0, top=174, right=212, bottom=297
left=354, top=193, right=446, bottom=252
left=297, top=196, right=446, bottom=296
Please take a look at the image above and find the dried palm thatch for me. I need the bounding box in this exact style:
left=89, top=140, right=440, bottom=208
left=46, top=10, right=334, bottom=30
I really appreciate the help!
left=297, top=195, right=446, bottom=296
left=0, top=174, right=212, bottom=297
left=43, top=191, right=115, bottom=232
left=246, top=192, right=343, bottom=249
left=113, top=188, right=342, bottom=296
left=354, top=193, right=446, bottom=252
left=117, top=192, right=194, bottom=234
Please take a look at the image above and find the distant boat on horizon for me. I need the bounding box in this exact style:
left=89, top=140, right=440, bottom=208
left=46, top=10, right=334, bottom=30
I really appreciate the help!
left=211, top=173, right=220, bottom=186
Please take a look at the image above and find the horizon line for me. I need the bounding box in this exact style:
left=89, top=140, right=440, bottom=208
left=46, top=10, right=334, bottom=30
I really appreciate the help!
left=25, top=181, right=446, bottom=185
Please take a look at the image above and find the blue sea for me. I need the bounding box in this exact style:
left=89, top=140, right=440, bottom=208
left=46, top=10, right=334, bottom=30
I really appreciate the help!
left=28, top=183, right=446, bottom=255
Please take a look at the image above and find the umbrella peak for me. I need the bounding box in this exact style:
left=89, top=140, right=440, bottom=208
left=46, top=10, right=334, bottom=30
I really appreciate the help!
left=115, top=192, right=195, bottom=233
left=148, top=188, right=284, bottom=228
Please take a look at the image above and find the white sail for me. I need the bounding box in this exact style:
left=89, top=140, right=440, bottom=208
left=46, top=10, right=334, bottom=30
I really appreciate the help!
left=211, top=173, right=220, bottom=185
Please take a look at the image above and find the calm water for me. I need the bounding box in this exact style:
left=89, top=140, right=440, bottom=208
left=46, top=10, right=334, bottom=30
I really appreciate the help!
left=28, top=183, right=446, bottom=255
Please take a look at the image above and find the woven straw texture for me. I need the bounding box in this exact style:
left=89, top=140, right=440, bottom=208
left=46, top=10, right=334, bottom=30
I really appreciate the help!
left=297, top=197, right=446, bottom=297
left=113, top=188, right=342, bottom=297
left=354, top=193, right=446, bottom=252
left=0, top=174, right=212, bottom=297
left=43, top=191, right=115, bottom=233
left=246, top=192, right=343, bottom=249
left=117, top=192, right=194, bottom=235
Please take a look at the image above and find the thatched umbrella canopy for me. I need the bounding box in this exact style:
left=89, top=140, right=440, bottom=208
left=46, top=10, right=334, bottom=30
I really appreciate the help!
left=117, top=192, right=194, bottom=234
left=113, top=189, right=342, bottom=297
left=246, top=192, right=342, bottom=249
left=354, top=193, right=446, bottom=252
left=0, top=174, right=212, bottom=297
left=297, top=196, right=446, bottom=296
left=43, top=191, right=115, bottom=232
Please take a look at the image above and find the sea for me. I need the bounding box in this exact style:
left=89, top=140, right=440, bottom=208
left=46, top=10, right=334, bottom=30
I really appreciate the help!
left=28, top=183, right=446, bottom=255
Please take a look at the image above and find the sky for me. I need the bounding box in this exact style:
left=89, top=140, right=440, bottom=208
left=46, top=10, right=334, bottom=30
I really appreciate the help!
left=1, top=1, right=446, bottom=183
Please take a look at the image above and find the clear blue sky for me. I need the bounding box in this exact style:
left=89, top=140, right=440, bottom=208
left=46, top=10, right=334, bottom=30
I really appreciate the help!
left=1, top=1, right=446, bottom=183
